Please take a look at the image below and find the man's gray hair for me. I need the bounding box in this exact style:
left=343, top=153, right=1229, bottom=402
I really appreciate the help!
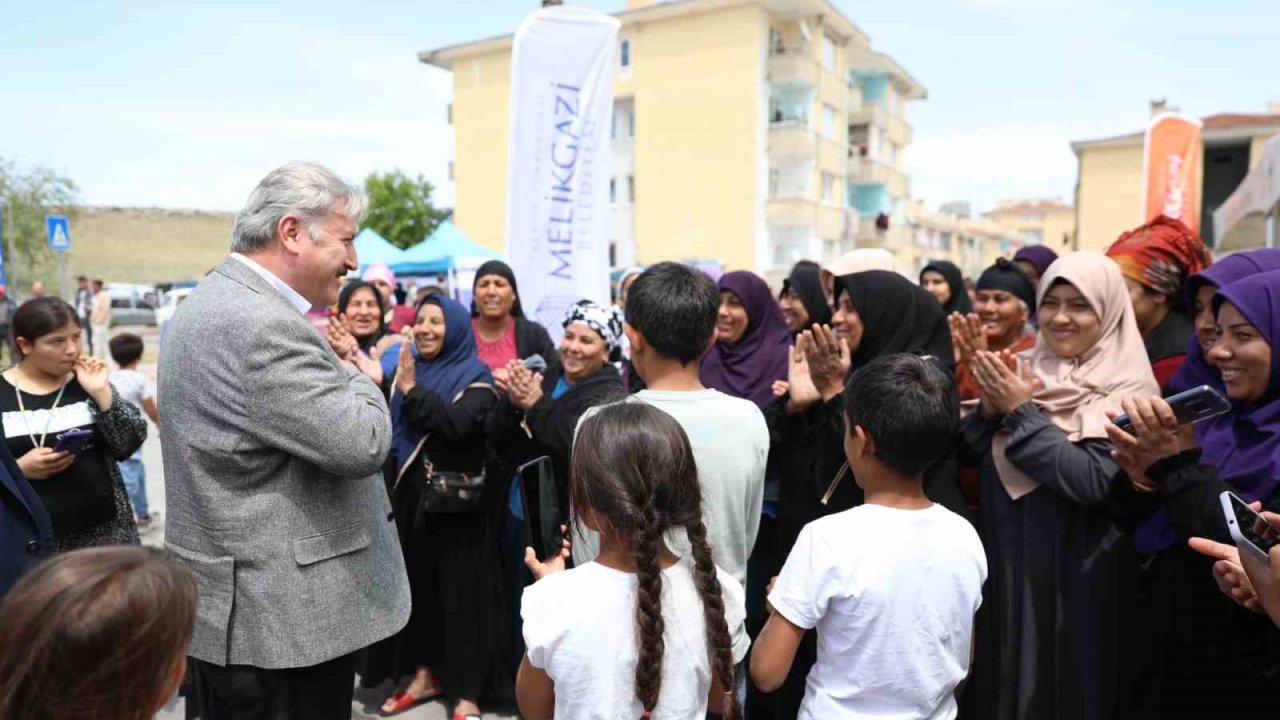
left=231, top=161, right=368, bottom=254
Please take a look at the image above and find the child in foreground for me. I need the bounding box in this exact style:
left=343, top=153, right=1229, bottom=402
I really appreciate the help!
left=516, top=402, right=747, bottom=720
left=751, top=353, right=987, bottom=719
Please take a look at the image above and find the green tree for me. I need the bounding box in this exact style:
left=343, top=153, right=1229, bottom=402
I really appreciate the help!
left=0, top=158, right=79, bottom=292
left=362, top=170, right=451, bottom=250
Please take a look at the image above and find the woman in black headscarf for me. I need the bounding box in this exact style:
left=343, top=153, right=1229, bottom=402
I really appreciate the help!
left=777, top=260, right=832, bottom=335
left=469, top=260, right=558, bottom=390
left=920, top=259, right=972, bottom=315
left=758, top=270, right=964, bottom=720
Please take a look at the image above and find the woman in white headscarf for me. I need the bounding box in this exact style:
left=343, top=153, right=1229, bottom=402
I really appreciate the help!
left=961, top=252, right=1157, bottom=720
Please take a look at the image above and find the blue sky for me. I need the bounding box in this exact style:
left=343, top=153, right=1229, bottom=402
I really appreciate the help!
left=1, top=0, right=1276, bottom=215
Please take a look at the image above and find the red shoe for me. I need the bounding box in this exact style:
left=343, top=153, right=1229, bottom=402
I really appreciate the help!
left=378, top=688, right=441, bottom=717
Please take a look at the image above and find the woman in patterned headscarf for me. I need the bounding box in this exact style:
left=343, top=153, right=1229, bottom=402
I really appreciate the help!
left=1105, top=215, right=1213, bottom=392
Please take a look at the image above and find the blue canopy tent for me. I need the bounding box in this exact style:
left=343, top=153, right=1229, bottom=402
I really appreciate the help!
left=391, top=220, right=498, bottom=276
left=353, top=228, right=406, bottom=270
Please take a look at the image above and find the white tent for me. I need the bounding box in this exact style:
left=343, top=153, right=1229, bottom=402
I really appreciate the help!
left=1214, top=134, right=1280, bottom=252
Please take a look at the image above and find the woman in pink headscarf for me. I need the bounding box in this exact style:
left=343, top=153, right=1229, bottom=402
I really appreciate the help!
left=363, top=262, right=417, bottom=333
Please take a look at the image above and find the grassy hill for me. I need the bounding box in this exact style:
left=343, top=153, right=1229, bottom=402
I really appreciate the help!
left=15, top=207, right=234, bottom=292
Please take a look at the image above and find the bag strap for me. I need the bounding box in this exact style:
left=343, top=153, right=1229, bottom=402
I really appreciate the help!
left=394, top=434, right=431, bottom=491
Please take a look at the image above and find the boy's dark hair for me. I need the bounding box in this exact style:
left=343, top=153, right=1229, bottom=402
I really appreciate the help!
left=843, top=353, right=958, bottom=477
left=623, top=262, right=718, bottom=366
left=109, top=333, right=146, bottom=367
left=571, top=403, right=739, bottom=719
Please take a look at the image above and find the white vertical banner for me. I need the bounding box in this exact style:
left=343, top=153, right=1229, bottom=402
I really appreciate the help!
left=506, top=5, right=618, bottom=342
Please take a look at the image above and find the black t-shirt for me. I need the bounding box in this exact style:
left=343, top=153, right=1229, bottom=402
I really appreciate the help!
left=0, top=375, right=115, bottom=536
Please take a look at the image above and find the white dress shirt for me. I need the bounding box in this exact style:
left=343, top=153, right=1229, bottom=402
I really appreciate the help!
left=230, top=253, right=312, bottom=314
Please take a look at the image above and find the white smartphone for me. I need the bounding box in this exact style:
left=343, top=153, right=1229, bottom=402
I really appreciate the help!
left=1220, top=491, right=1280, bottom=566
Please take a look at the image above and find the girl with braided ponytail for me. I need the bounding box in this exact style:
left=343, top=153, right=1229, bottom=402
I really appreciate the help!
left=516, top=402, right=747, bottom=720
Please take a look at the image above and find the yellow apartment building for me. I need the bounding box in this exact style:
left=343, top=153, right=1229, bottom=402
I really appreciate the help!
left=1071, top=106, right=1280, bottom=251
left=904, top=200, right=1024, bottom=280
left=419, top=0, right=925, bottom=274
left=984, top=198, right=1075, bottom=253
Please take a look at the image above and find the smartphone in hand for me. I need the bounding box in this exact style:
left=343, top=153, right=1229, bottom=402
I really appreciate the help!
left=1112, top=385, right=1230, bottom=436
left=51, top=427, right=94, bottom=455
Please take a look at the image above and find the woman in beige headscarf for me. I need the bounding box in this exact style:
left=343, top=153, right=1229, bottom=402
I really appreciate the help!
left=819, top=248, right=895, bottom=302
left=960, top=252, right=1157, bottom=720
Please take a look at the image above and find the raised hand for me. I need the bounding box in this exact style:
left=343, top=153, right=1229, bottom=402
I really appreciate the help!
left=524, top=525, right=572, bottom=581
left=785, top=340, right=820, bottom=413
left=802, top=324, right=851, bottom=402
left=327, top=314, right=356, bottom=361
left=394, top=341, right=416, bottom=395
left=74, top=356, right=113, bottom=409
left=1105, top=396, right=1195, bottom=479
left=949, top=312, right=987, bottom=367
left=971, top=349, right=1035, bottom=416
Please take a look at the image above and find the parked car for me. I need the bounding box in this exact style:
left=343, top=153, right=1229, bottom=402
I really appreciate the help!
left=108, top=290, right=157, bottom=327
left=156, top=287, right=192, bottom=336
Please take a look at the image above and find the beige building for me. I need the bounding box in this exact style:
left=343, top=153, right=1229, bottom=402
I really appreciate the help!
left=904, top=200, right=1025, bottom=279
left=1071, top=105, right=1280, bottom=251
left=984, top=198, right=1075, bottom=253
left=420, top=0, right=925, bottom=274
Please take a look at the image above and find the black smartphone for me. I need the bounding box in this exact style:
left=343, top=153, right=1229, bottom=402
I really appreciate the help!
left=516, top=456, right=564, bottom=562
left=1112, top=385, right=1230, bottom=436
left=51, top=427, right=94, bottom=455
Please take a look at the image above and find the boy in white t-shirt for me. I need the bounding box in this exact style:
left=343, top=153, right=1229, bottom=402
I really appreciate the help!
left=751, top=353, right=987, bottom=720
left=109, top=333, right=159, bottom=528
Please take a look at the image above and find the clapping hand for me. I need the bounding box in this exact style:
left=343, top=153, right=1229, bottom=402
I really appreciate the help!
left=507, top=361, right=544, bottom=411
left=524, top=525, right=572, bottom=580
left=801, top=324, right=851, bottom=402
left=949, top=312, right=987, bottom=367
left=971, top=349, right=1036, bottom=416
left=785, top=340, right=820, bottom=413
left=1104, top=397, right=1195, bottom=488
left=326, top=314, right=357, bottom=361
left=393, top=341, right=416, bottom=395
left=74, top=356, right=112, bottom=410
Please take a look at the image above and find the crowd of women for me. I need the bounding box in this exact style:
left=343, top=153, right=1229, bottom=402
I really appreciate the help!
left=7, top=209, right=1280, bottom=719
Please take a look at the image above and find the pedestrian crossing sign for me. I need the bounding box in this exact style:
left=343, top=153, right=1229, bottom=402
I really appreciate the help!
left=46, top=215, right=71, bottom=251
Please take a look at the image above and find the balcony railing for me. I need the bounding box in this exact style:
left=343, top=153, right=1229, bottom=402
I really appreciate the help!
left=848, top=101, right=913, bottom=147
left=767, top=50, right=819, bottom=87
left=768, top=121, right=815, bottom=162
left=767, top=198, right=846, bottom=240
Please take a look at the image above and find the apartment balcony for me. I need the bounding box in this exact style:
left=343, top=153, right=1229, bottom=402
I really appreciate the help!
left=767, top=50, right=819, bottom=87
left=768, top=121, right=815, bottom=162
left=848, top=101, right=913, bottom=146
left=767, top=197, right=846, bottom=240
left=848, top=156, right=911, bottom=200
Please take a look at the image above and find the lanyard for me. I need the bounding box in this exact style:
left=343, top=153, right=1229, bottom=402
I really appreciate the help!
left=15, top=382, right=68, bottom=449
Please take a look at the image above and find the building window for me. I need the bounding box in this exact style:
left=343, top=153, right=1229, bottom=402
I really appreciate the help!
left=628, top=108, right=635, bottom=137
left=620, top=39, right=631, bottom=68
left=610, top=177, right=617, bottom=204
left=627, top=174, right=635, bottom=203
left=769, top=168, right=780, bottom=198
left=821, top=104, right=836, bottom=140
left=611, top=111, right=617, bottom=139
left=448, top=162, right=454, bottom=181
left=821, top=173, right=836, bottom=204
left=770, top=27, right=783, bottom=54
left=446, top=103, right=452, bottom=125
left=821, top=35, right=836, bottom=72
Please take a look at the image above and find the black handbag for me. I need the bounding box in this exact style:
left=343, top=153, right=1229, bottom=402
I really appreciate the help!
left=395, top=434, right=486, bottom=516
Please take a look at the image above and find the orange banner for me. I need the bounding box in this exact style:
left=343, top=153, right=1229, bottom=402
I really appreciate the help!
left=1141, top=113, right=1203, bottom=233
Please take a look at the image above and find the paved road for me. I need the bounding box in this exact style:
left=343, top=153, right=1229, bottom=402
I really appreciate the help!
left=120, top=328, right=516, bottom=720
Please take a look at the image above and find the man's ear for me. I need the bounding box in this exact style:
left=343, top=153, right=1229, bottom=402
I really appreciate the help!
left=277, top=214, right=304, bottom=256
left=853, top=425, right=876, bottom=459
left=624, top=323, right=643, bottom=354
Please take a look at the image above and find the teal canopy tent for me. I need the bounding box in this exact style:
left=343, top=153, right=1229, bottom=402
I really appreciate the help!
left=353, top=228, right=406, bottom=270
left=392, top=220, right=498, bottom=275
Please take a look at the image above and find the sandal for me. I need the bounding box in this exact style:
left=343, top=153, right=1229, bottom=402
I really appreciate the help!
left=378, top=688, right=442, bottom=717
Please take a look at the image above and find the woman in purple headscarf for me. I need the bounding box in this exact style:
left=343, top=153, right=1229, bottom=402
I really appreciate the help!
left=1012, top=245, right=1059, bottom=290
left=700, top=271, right=792, bottom=408
left=1108, top=269, right=1280, bottom=718
left=1169, top=249, right=1280, bottom=396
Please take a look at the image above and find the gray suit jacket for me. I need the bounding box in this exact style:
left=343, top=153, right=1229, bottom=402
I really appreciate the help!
left=159, top=257, right=410, bottom=669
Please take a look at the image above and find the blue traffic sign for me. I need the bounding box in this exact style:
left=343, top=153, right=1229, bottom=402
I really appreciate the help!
left=46, top=215, right=71, bottom=252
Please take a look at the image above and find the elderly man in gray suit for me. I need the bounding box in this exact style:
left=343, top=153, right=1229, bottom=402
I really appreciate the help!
left=159, top=161, right=410, bottom=719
